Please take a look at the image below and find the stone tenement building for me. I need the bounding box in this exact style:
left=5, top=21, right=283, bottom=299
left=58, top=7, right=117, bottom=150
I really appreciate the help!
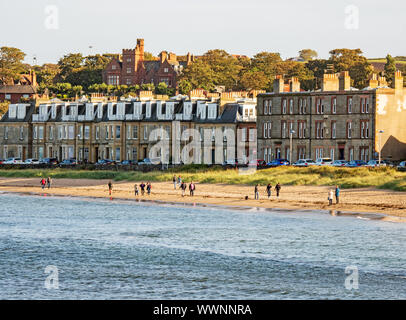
left=102, top=39, right=195, bottom=88
left=257, top=71, right=406, bottom=162
left=0, top=99, right=256, bottom=164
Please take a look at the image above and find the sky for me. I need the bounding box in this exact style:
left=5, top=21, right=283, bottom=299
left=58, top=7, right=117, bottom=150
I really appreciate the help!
left=1, top=0, right=405, bottom=65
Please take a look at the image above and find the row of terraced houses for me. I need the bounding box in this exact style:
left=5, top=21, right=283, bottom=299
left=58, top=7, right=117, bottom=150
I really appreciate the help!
left=0, top=71, right=406, bottom=164
left=0, top=97, right=257, bottom=163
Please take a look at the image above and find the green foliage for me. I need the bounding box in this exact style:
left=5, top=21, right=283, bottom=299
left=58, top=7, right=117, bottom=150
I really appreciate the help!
left=0, top=47, right=26, bottom=84
left=299, top=49, right=318, bottom=61
left=141, top=83, right=155, bottom=91
left=328, top=48, right=373, bottom=89
left=178, top=79, right=192, bottom=95
left=384, top=54, right=397, bottom=86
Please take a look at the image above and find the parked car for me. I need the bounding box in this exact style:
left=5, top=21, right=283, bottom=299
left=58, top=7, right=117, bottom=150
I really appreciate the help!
left=397, top=161, right=406, bottom=172
left=3, top=157, right=23, bottom=164
left=40, top=157, right=59, bottom=165
left=331, top=160, right=348, bottom=167
left=292, top=159, right=316, bottom=167
left=0, top=159, right=5, bottom=164
left=223, top=159, right=240, bottom=166
left=345, top=160, right=367, bottom=167
left=248, top=159, right=267, bottom=167
left=59, top=159, right=78, bottom=166
left=24, top=158, right=40, bottom=165
left=138, top=158, right=154, bottom=165
left=96, top=159, right=116, bottom=166
left=119, top=160, right=137, bottom=165
left=365, top=159, right=387, bottom=167
left=267, top=159, right=290, bottom=167
left=315, top=158, right=333, bottom=166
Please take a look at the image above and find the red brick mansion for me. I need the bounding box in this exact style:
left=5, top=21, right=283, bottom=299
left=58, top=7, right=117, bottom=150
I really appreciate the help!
left=102, top=39, right=195, bottom=88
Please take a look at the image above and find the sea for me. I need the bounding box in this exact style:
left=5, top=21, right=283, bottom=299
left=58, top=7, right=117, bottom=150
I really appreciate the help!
left=0, top=193, right=405, bottom=299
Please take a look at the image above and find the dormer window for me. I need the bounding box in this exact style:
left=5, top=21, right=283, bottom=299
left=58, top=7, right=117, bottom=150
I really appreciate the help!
left=164, top=68, right=169, bottom=73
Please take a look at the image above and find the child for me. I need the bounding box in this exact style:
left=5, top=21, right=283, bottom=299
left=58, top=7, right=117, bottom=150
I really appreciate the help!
left=147, top=182, right=151, bottom=195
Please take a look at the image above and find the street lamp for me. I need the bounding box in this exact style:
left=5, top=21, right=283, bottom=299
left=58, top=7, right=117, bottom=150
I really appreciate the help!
left=289, top=129, right=295, bottom=164
left=378, top=130, right=384, bottom=165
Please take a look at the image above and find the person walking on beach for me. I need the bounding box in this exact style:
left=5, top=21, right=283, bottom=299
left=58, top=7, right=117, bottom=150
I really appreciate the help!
left=328, top=189, right=334, bottom=206
left=47, top=177, right=52, bottom=189
left=140, top=182, right=145, bottom=196
left=335, top=185, right=340, bottom=204
left=178, top=176, right=182, bottom=187
left=266, top=184, right=272, bottom=199
left=108, top=181, right=112, bottom=195
left=275, top=183, right=281, bottom=197
left=40, top=178, right=46, bottom=190
left=254, top=184, right=259, bottom=200
left=173, top=175, right=177, bottom=189
left=147, top=182, right=151, bottom=195
left=189, top=181, right=195, bottom=196
left=180, top=182, right=186, bottom=197
left=134, top=184, right=139, bottom=196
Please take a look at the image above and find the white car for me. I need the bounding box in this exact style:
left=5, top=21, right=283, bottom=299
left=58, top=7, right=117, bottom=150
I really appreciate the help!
left=293, top=159, right=317, bottom=167
left=24, top=158, right=40, bottom=165
left=366, top=160, right=387, bottom=167
left=315, top=158, right=333, bottom=166
left=3, top=157, right=23, bottom=164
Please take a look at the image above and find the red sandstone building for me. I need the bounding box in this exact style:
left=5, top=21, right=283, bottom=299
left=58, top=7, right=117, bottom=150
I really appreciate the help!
left=102, top=39, right=195, bottom=88
left=0, top=71, right=38, bottom=104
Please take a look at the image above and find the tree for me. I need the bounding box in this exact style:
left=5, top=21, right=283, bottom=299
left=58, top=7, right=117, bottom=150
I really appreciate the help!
left=179, top=59, right=216, bottom=91
left=384, top=54, right=397, bottom=86
left=238, top=71, right=268, bottom=90
left=57, top=53, right=83, bottom=81
left=0, top=101, right=9, bottom=116
left=328, top=49, right=373, bottom=88
left=155, top=82, right=168, bottom=95
left=141, top=83, right=155, bottom=91
left=299, top=49, right=318, bottom=61
left=178, top=79, right=192, bottom=95
left=34, top=63, right=60, bottom=86
left=144, top=52, right=157, bottom=61
left=284, top=63, right=315, bottom=91
left=0, top=47, right=26, bottom=84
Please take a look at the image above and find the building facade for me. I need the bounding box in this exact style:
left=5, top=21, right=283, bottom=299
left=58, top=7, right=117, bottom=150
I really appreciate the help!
left=102, top=39, right=195, bottom=88
left=257, top=71, right=406, bottom=163
left=0, top=99, right=256, bottom=164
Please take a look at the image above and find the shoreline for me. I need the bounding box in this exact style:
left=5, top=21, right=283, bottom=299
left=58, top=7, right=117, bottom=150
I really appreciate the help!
left=0, top=177, right=405, bottom=222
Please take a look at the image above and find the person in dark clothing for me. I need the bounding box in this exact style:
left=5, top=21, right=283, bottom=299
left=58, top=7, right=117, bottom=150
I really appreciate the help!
left=47, top=177, right=52, bottom=189
left=275, top=183, right=281, bottom=197
left=108, top=181, right=112, bottom=195
left=146, top=182, right=151, bottom=195
left=189, top=181, right=195, bottom=196
left=173, top=175, right=177, bottom=189
left=181, top=182, right=187, bottom=197
left=254, top=184, right=259, bottom=200
left=140, top=182, right=145, bottom=196
left=134, top=184, right=139, bottom=196
left=266, top=184, right=272, bottom=199
left=335, top=185, right=340, bottom=204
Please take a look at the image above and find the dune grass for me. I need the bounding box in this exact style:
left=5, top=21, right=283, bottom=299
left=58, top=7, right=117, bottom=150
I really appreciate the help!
left=0, top=165, right=406, bottom=191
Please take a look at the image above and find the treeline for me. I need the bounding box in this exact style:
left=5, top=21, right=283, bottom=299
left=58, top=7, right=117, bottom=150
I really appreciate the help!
left=0, top=46, right=405, bottom=99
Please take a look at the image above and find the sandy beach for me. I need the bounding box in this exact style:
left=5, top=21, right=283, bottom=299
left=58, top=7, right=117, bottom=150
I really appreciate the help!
left=0, top=177, right=406, bottom=221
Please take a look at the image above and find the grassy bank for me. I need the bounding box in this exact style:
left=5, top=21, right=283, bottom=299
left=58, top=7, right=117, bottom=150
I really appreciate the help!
left=0, top=166, right=406, bottom=191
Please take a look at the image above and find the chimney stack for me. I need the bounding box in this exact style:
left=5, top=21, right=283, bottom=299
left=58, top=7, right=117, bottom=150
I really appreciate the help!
left=369, top=74, right=378, bottom=89
left=273, top=75, right=284, bottom=93
left=378, top=76, right=388, bottom=87
left=321, top=73, right=339, bottom=91
left=288, top=77, right=300, bottom=92
left=394, top=70, right=404, bottom=92
left=160, top=51, right=168, bottom=63
left=339, top=71, right=351, bottom=91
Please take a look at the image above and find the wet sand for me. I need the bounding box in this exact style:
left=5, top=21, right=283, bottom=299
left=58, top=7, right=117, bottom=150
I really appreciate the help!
left=0, top=177, right=405, bottom=221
